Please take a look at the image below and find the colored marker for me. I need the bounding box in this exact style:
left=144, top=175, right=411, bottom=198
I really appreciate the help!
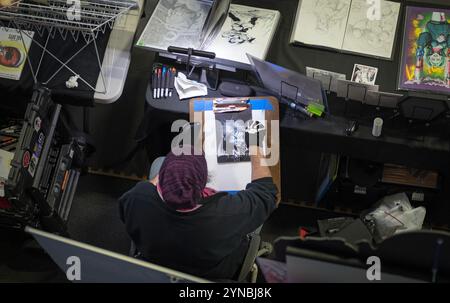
left=153, top=69, right=157, bottom=99
left=161, top=67, right=165, bottom=98
left=169, top=68, right=176, bottom=97
left=157, top=68, right=161, bottom=99
left=165, top=67, right=170, bottom=97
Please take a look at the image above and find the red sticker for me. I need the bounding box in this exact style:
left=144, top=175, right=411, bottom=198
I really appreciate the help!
left=22, top=151, right=31, bottom=168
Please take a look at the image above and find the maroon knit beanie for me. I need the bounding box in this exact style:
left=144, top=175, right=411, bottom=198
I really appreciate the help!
left=158, top=150, right=208, bottom=210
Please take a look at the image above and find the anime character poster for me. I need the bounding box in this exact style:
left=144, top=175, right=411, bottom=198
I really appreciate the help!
left=399, top=6, right=450, bottom=95
left=0, top=27, right=33, bottom=80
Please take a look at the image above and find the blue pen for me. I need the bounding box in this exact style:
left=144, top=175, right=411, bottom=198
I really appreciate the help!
left=161, top=67, right=166, bottom=99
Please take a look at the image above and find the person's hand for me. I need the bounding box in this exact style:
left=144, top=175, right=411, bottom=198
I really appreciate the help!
left=245, top=120, right=266, bottom=148
left=250, top=146, right=271, bottom=181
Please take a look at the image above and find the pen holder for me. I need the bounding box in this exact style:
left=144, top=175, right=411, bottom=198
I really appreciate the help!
left=151, top=63, right=177, bottom=99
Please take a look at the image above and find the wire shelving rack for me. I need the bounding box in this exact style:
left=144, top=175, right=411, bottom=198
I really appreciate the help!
left=0, top=0, right=139, bottom=92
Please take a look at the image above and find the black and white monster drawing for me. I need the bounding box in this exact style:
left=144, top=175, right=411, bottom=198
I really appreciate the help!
left=221, top=8, right=276, bottom=45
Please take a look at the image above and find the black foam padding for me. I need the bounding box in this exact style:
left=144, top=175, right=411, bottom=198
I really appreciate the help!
left=399, top=93, right=449, bottom=121
left=219, top=81, right=254, bottom=97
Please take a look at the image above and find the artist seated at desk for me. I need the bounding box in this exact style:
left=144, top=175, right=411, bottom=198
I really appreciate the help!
left=118, top=147, right=278, bottom=280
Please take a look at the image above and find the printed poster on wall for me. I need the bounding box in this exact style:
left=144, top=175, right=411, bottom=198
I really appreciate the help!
left=0, top=27, right=34, bottom=80
left=398, top=6, right=450, bottom=95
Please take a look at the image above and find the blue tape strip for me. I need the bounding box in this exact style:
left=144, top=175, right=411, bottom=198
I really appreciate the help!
left=193, top=100, right=212, bottom=112
left=227, top=191, right=239, bottom=195
left=193, top=99, right=273, bottom=111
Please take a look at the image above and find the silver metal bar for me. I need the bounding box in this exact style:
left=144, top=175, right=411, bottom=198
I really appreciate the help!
left=43, top=38, right=94, bottom=85
left=35, top=33, right=51, bottom=79
left=18, top=3, right=121, bottom=17
left=0, top=11, right=102, bottom=30
left=12, top=5, right=117, bottom=21
left=91, top=3, right=132, bottom=32
left=17, top=28, right=37, bottom=84
left=50, top=0, right=138, bottom=9
left=19, top=30, right=99, bottom=91
left=92, top=37, right=107, bottom=94
left=0, top=1, right=137, bottom=31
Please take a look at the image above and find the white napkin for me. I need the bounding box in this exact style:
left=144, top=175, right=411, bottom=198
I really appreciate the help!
left=174, top=73, right=208, bottom=100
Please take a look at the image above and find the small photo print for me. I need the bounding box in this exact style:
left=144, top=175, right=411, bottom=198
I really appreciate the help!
left=351, top=64, right=378, bottom=85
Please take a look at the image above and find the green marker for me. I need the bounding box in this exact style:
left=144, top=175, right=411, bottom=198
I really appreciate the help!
left=307, top=102, right=325, bottom=117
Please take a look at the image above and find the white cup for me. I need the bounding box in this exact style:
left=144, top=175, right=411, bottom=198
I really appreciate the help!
left=372, top=117, right=383, bottom=137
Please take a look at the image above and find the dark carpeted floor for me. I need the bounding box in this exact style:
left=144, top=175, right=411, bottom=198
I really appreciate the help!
left=66, top=174, right=135, bottom=255
left=0, top=173, right=341, bottom=282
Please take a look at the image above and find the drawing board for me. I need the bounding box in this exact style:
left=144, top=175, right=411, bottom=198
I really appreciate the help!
left=189, top=97, right=281, bottom=200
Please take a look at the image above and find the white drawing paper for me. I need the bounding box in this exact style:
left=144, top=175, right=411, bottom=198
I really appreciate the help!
left=137, top=1, right=279, bottom=66
left=351, top=63, right=378, bottom=85
left=136, top=0, right=212, bottom=51
left=206, top=4, right=280, bottom=65
left=291, top=0, right=400, bottom=59
left=291, top=0, right=352, bottom=50
left=204, top=109, right=266, bottom=192
left=342, top=0, right=400, bottom=59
